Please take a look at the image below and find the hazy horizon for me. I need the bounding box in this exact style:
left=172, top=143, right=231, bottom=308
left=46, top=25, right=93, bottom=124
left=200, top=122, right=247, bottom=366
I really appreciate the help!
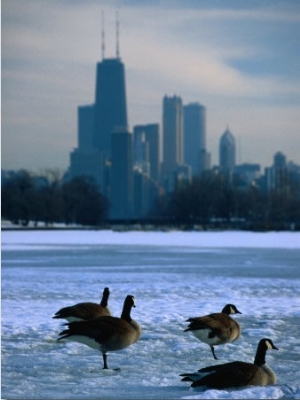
left=2, top=0, right=300, bottom=173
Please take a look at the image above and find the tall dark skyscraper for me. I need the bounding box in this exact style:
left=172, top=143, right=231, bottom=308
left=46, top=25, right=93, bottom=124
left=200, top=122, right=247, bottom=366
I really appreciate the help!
left=69, top=18, right=129, bottom=208
left=68, top=16, right=165, bottom=220
left=162, top=95, right=183, bottom=182
left=183, top=102, right=209, bottom=175
left=94, top=58, right=128, bottom=158
left=70, top=105, right=104, bottom=188
left=110, top=128, right=133, bottom=219
left=78, top=105, right=95, bottom=150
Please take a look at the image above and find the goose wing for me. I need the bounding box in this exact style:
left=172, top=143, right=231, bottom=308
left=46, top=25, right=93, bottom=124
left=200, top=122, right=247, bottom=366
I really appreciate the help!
left=54, top=302, right=110, bottom=320
left=58, top=316, right=137, bottom=347
left=59, top=316, right=116, bottom=340
left=192, top=361, right=259, bottom=388
left=186, top=313, right=231, bottom=336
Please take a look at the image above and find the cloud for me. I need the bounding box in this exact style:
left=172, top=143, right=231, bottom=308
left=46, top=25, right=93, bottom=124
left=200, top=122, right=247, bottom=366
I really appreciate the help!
left=1, top=0, right=300, bottom=171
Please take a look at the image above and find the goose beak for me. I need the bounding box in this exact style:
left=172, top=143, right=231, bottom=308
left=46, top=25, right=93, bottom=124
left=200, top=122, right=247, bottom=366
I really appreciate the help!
left=273, top=344, right=279, bottom=350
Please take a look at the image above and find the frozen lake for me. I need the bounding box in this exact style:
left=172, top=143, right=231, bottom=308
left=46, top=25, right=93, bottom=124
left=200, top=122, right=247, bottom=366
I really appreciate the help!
left=2, top=229, right=300, bottom=399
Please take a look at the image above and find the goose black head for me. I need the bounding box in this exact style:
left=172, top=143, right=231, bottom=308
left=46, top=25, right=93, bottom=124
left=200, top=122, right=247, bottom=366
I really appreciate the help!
left=126, top=295, right=136, bottom=308
left=260, top=338, right=279, bottom=351
left=222, top=304, right=242, bottom=315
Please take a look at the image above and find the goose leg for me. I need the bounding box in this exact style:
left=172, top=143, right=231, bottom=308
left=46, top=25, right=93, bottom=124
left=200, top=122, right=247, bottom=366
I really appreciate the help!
left=211, top=346, right=218, bottom=360
left=103, top=353, right=108, bottom=369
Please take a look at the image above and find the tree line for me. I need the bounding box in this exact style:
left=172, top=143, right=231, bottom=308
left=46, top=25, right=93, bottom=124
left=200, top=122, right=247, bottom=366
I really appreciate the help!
left=160, top=171, right=300, bottom=230
left=2, top=169, right=300, bottom=229
left=1, top=170, right=109, bottom=227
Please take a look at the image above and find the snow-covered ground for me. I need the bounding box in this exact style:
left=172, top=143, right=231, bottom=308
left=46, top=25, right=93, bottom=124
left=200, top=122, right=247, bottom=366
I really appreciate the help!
left=2, top=230, right=300, bottom=399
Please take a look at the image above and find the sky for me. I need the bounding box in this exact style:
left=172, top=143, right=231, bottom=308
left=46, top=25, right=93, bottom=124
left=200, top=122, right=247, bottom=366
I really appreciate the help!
left=2, top=0, right=300, bottom=174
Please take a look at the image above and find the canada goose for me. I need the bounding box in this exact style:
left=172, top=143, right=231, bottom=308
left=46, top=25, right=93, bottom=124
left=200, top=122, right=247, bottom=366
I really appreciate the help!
left=180, top=338, right=279, bottom=388
left=184, top=304, right=241, bottom=359
left=53, top=287, right=111, bottom=322
left=57, top=294, right=141, bottom=369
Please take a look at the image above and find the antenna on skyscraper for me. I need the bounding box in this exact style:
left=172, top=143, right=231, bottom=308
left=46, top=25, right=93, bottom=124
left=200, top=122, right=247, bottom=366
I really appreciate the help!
left=101, top=10, right=105, bottom=60
left=116, top=9, right=120, bottom=58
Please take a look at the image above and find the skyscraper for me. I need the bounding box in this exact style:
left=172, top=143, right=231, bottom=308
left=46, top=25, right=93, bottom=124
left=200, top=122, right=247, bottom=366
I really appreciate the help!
left=69, top=148, right=104, bottom=187
left=162, top=95, right=183, bottom=185
left=183, top=102, right=208, bottom=175
left=69, top=105, right=104, bottom=188
left=78, top=105, right=95, bottom=150
left=219, top=127, right=236, bottom=172
left=94, top=58, right=128, bottom=158
left=110, top=128, right=133, bottom=219
left=133, top=129, right=150, bottom=177
left=133, top=123, right=160, bottom=182
left=133, top=170, right=160, bottom=219
left=266, top=151, right=289, bottom=191
left=69, top=19, right=129, bottom=201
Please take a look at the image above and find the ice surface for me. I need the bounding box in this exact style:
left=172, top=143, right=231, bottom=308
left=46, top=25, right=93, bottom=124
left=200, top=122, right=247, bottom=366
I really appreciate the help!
left=2, top=229, right=300, bottom=249
left=2, top=230, right=300, bottom=399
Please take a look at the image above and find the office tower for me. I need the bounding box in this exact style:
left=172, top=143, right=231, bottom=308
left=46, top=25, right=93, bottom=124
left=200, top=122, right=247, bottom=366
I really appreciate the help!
left=199, top=148, right=211, bottom=172
left=69, top=20, right=128, bottom=198
left=69, top=149, right=104, bottom=188
left=183, top=102, right=208, bottom=175
left=175, top=164, right=192, bottom=190
left=133, top=171, right=160, bottom=219
left=69, top=105, right=104, bottom=188
left=77, top=105, right=95, bottom=149
left=162, top=95, right=183, bottom=185
left=266, top=151, right=289, bottom=191
left=133, top=123, right=160, bottom=182
left=94, top=58, right=128, bottom=158
left=110, top=128, right=133, bottom=219
left=234, top=163, right=261, bottom=185
left=274, top=151, right=286, bottom=168
left=219, top=127, right=236, bottom=172
left=133, top=130, right=150, bottom=177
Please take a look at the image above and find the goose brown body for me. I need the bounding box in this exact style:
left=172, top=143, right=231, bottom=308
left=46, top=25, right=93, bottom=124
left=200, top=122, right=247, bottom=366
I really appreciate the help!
left=180, top=338, right=278, bottom=389
left=185, top=304, right=241, bottom=359
left=58, top=295, right=141, bottom=369
left=53, top=287, right=111, bottom=322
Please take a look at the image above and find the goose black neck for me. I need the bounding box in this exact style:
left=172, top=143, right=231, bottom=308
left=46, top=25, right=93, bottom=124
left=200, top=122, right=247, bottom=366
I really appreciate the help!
left=100, top=288, right=109, bottom=307
left=221, top=306, right=230, bottom=315
left=121, top=300, right=133, bottom=323
left=254, top=342, right=267, bottom=366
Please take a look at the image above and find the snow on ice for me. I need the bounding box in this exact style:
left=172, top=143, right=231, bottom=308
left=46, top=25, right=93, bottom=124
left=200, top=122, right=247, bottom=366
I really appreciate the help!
left=2, top=229, right=300, bottom=399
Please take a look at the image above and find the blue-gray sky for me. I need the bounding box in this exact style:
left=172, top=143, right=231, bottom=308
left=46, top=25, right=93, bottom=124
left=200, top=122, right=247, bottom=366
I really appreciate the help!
left=2, top=0, right=300, bottom=173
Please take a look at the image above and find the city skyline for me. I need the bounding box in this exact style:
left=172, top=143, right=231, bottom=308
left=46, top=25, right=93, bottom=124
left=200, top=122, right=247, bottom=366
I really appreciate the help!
left=2, top=0, right=300, bottom=173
